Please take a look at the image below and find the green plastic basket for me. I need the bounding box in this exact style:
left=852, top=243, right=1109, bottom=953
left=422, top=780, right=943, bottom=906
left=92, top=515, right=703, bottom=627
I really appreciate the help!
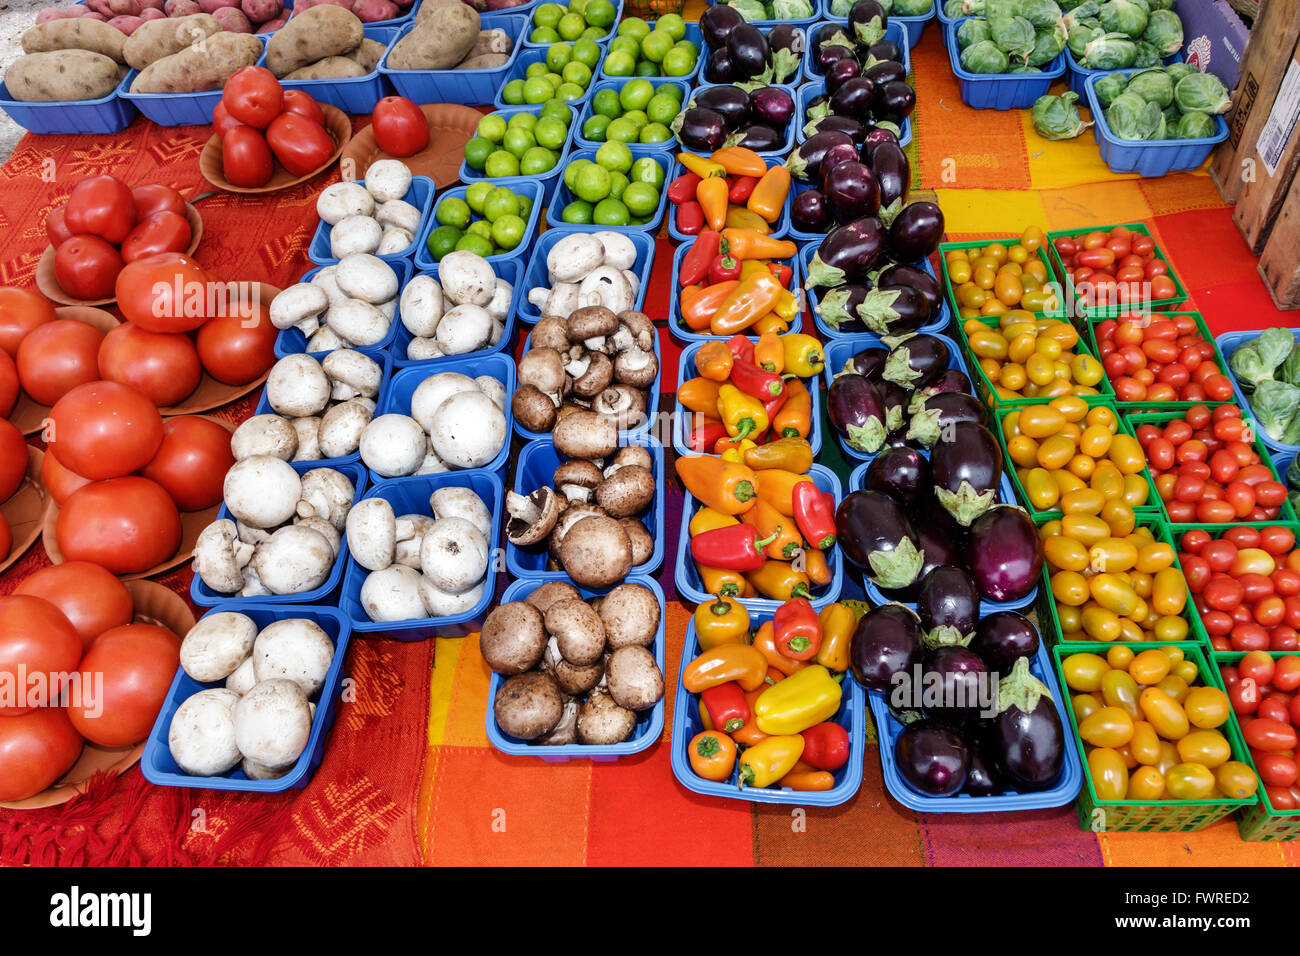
left=940, top=237, right=1060, bottom=321
left=1211, top=650, right=1300, bottom=841
left=1053, top=641, right=1256, bottom=832
left=995, top=401, right=1160, bottom=521
left=1124, top=407, right=1299, bottom=525
left=1045, top=223, right=1189, bottom=320
left=1083, top=312, right=1234, bottom=413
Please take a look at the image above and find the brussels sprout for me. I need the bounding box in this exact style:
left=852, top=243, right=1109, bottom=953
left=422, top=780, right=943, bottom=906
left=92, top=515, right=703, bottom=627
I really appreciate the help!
left=1230, top=328, right=1295, bottom=389
left=832, top=0, right=853, bottom=13
left=1125, top=68, right=1173, bottom=107
left=1032, top=91, right=1091, bottom=139
left=1106, top=90, right=1163, bottom=139
left=1020, top=0, right=1064, bottom=29
left=1064, top=0, right=1099, bottom=14
left=1094, top=70, right=1128, bottom=108
left=1174, top=72, right=1231, bottom=114
left=1027, top=21, right=1067, bottom=64
left=1082, top=32, right=1137, bottom=69
left=1142, top=8, right=1183, bottom=54
left=985, top=0, right=1026, bottom=18
left=1161, top=102, right=1181, bottom=127
left=894, top=0, right=935, bottom=13
left=1172, top=109, right=1214, bottom=139
left=1147, top=0, right=1174, bottom=8
left=1164, top=62, right=1195, bottom=82
left=1098, top=0, right=1148, bottom=37
left=728, top=0, right=768, bottom=18
left=1280, top=344, right=1300, bottom=387
left=772, top=0, right=815, bottom=16
left=989, top=15, right=1037, bottom=57
left=957, top=17, right=994, bottom=48
left=1132, top=39, right=1162, bottom=67
left=960, top=38, right=1012, bottom=72
left=1067, top=17, right=1103, bottom=57
left=1251, top=380, right=1300, bottom=444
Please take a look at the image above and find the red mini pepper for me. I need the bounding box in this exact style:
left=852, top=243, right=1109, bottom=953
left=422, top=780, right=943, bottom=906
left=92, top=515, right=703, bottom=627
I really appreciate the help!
left=728, top=175, right=758, bottom=204
left=767, top=262, right=793, bottom=288
left=676, top=201, right=704, bottom=236
left=730, top=356, right=786, bottom=400
left=801, top=721, right=850, bottom=771
left=680, top=229, right=721, bottom=286
left=691, top=524, right=781, bottom=572
left=762, top=388, right=789, bottom=426
left=667, top=171, right=702, bottom=205
left=708, top=250, right=741, bottom=284
left=792, top=479, right=836, bottom=550
left=689, top=417, right=729, bottom=453
left=726, top=333, right=756, bottom=364
left=773, top=597, right=822, bottom=661
left=701, top=682, right=750, bottom=733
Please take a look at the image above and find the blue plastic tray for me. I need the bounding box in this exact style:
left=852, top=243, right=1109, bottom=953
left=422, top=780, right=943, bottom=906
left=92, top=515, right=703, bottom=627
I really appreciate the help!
left=121, top=36, right=267, bottom=126
left=494, top=44, right=606, bottom=109
left=1084, top=69, right=1229, bottom=176
left=793, top=76, right=913, bottom=152
left=544, top=148, right=669, bottom=233
left=0, top=70, right=136, bottom=135
left=457, top=101, right=577, bottom=206
left=1215, top=328, right=1300, bottom=457
left=485, top=575, right=666, bottom=761
left=308, top=175, right=434, bottom=267
left=686, top=82, right=800, bottom=158
left=573, top=77, right=692, bottom=152
left=820, top=0, right=933, bottom=48
left=517, top=227, right=655, bottom=324
left=381, top=13, right=526, bottom=105
left=800, top=243, right=951, bottom=340
left=338, top=470, right=502, bottom=639
left=672, top=340, right=823, bottom=458
left=413, top=178, right=544, bottom=273
left=670, top=612, right=866, bottom=806
left=520, top=0, right=624, bottom=46
left=505, top=433, right=665, bottom=579
left=190, top=460, right=368, bottom=607
left=272, top=259, right=413, bottom=360
left=595, top=21, right=704, bottom=84
left=1064, top=48, right=1182, bottom=99
left=945, top=18, right=1066, bottom=110
left=280, top=24, right=400, bottom=114
left=667, top=236, right=803, bottom=343
left=142, top=605, right=352, bottom=793
left=666, top=153, right=792, bottom=243
left=392, top=257, right=522, bottom=368
left=801, top=18, right=910, bottom=82
left=674, top=463, right=843, bottom=611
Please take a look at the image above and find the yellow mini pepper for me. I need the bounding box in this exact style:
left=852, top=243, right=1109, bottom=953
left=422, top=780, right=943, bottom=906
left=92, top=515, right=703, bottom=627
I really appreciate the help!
left=744, top=437, right=813, bottom=474
left=693, top=596, right=751, bottom=650
left=747, top=561, right=812, bottom=601
left=721, top=437, right=756, bottom=463
left=782, top=333, right=825, bottom=378
left=752, top=312, right=791, bottom=336
left=815, top=603, right=855, bottom=673
left=738, top=735, right=804, bottom=789
left=753, top=665, right=843, bottom=735
left=689, top=506, right=738, bottom=537
left=677, top=152, right=725, bottom=179
left=717, top=383, right=769, bottom=442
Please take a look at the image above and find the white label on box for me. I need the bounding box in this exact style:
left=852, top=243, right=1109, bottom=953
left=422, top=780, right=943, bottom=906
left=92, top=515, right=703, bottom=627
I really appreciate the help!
left=1259, top=60, right=1300, bottom=177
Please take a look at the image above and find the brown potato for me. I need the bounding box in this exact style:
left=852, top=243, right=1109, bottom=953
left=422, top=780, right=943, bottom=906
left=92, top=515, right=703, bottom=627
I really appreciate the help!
left=129, top=31, right=263, bottom=93
left=266, top=5, right=363, bottom=78
left=386, top=2, right=478, bottom=71
left=21, top=19, right=127, bottom=63
left=122, top=13, right=222, bottom=71
left=5, top=50, right=122, bottom=102
left=283, top=56, right=366, bottom=80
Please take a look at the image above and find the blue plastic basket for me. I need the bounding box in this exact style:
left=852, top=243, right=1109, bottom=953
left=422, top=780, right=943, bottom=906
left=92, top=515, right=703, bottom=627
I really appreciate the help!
left=867, top=637, right=1083, bottom=812
left=667, top=236, right=803, bottom=343
left=485, top=575, right=666, bottom=761
left=517, top=227, right=655, bottom=324
left=820, top=0, right=934, bottom=48
left=141, top=605, right=352, bottom=793
left=280, top=24, right=400, bottom=114
left=494, top=44, right=606, bottom=109
left=413, top=178, right=544, bottom=274
left=338, top=470, right=502, bottom=639
left=392, top=257, right=522, bottom=367
left=505, top=433, right=665, bottom=579
left=1084, top=69, right=1229, bottom=176
left=1064, top=48, right=1182, bottom=100
left=121, top=36, right=267, bottom=126
left=307, top=175, right=434, bottom=267
left=457, top=102, right=577, bottom=206
left=190, top=460, right=368, bottom=607
left=666, top=153, right=792, bottom=243
left=945, top=18, right=1066, bottom=110
left=595, top=21, right=704, bottom=84
left=573, top=77, right=692, bottom=152
left=273, top=259, right=414, bottom=360
left=381, top=13, right=526, bottom=105
left=0, top=70, right=136, bottom=136
left=1215, top=329, right=1300, bottom=457
left=793, top=76, right=914, bottom=152
left=670, top=612, right=866, bottom=805
left=801, top=18, right=911, bottom=82
left=672, top=341, right=822, bottom=457
left=800, top=243, right=951, bottom=340
left=675, top=463, right=844, bottom=611
left=520, top=0, right=624, bottom=46
left=544, top=148, right=670, bottom=232
left=686, top=81, right=799, bottom=157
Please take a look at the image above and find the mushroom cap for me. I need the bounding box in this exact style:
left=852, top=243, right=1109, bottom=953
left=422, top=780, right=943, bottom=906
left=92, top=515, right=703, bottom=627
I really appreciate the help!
left=597, top=583, right=661, bottom=649
left=231, top=415, right=298, bottom=461
left=571, top=350, right=614, bottom=398
left=553, top=410, right=618, bottom=462
left=252, top=618, right=336, bottom=696
left=613, top=347, right=659, bottom=389
left=511, top=384, right=558, bottom=433
left=553, top=459, right=603, bottom=501
left=606, top=645, right=664, bottom=712
left=543, top=597, right=606, bottom=667
left=535, top=696, right=580, bottom=746
left=531, top=315, right=571, bottom=352
left=610, top=445, right=653, bottom=472
left=559, top=515, right=632, bottom=589
left=266, top=353, right=330, bottom=418
left=617, top=310, right=655, bottom=352
left=420, top=516, right=489, bottom=594
left=566, top=305, right=618, bottom=343
left=233, top=679, right=312, bottom=769
left=576, top=688, right=637, bottom=745
left=505, top=487, right=559, bottom=547
left=621, top=519, right=654, bottom=566
left=517, top=347, right=566, bottom=395
left=480, top=602, right=547, bottom=675
left=543, top=636, right=606, bottom=695
left=180, top=611, right=257, bottom=682
left=596, top=464, right=655, bottom=519
left=360, top=565, right=427, bottom=623
left=359, top=414, right=426, bottom=477
left=523, top=580, right=583, bottom=616
left=168, top=689, right=242, bottom=777
left=223, top=456, right=303, bottom=529
left=493, top=671, right=564, bottom=741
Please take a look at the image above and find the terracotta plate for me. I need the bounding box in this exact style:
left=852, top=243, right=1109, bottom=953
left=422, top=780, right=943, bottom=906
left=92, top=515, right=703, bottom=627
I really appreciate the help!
left=10, top=306, right=120, bottom=436
left=200, top=104, right=352, bottom=194
left=0, top=446, right=50, bottom=576
left=340, top=102, right=482, bottom=187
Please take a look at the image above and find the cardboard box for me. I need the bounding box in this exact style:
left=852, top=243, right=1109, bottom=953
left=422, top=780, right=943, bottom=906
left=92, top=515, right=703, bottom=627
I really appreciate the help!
left=1232, top=37, right=1300, bottom=251
left=1258, top=179, right=1300, bottom=309
left=1178, top=0, right=1251, bottom=88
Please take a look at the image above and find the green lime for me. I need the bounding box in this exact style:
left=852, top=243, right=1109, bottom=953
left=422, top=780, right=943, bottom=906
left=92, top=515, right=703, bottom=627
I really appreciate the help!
left=572, top=37, right=602, bottom=69
left=657, top=13, right=686, bottom=41
left=604, top=49, right=636, bottom=76
left=585, top=0, right=615, bottom=28
left=618, top=16, right=649, bottom=40
left=635, top=59, right=659, bottom=77
left=629, top=155, right=665, bottom=189
left=608, top=35, right=639, bottom=57
left=540, top=99, right=571, bottom=124
left=508, top=111, right=538, bottom=131
left=562, top=61, right=591, bottom=88
left=427, top=225, right=461, bottom=261
left=595, top=140, right=632, bottom=173
left=455, top=233, right=495, bottom=257
left=580, top=25, right=606, bottom=40
left=622, top=108, right=648, bottom=130
left=557, top=12, right=584, bottom=40
left=436, top=196, right=472, bottom=230
left=605, top=116, right=639, bottom=143
left=623, top=181, right=658, bottom=217
left=561, top=199, right=594, bottom=224
left=483, top=186, right=520, bottom=222
left=464, top=180, right=494, bottom=214
left=638, top=121, right=672, bottom=144
left=491, top=214, right=526, bottom=250
left=529, top=26, right=559, bottom=43
left=573, top=162, right=611, bottom=202
left=466, top=219, right=494, bottom=241
left=520, top=146, right=557, bottom=175
left=619, top=77, right=654, bottom=112
left=484, top=150, right=521, bottom=177
left=593, top=88, right=621, bottom=119
left=564, top=157, right=592, bottom=190
left=523, top=75, right=554, bottom=104
left=463, top=135, right=494, bottom=170
left=646, top=91, right=679, bottom=125
left=661, top=83, right=685, bottom=102
left=569, top=0, right=589, bottom=14
left=533, top=2, right=564, bottom=28
left=606, top=169, right=628, bottom=200
left=517, top=195, right=534, bottom=221
left=555, top=82, right=585, bottom=102
left=662, top=45, right=697, bottom=77
left=477, top=114, right=507, bottom=143
left=582, top=114, right=611, bottom=141
left=543, top=72, right=564, bottom=92
left=641, top=28, right=674, bottom=63
left=592, top=197, right=630, bottom=226
left=546, top=42, right=571, bottom=74
left=525, top=61, right=549, bottom=79
left=503, top=126, right=536, bottom=158
left=534, top=115, right=568, bottom=150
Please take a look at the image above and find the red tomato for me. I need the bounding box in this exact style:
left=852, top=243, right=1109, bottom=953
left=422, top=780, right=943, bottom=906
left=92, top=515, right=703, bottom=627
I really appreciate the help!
left=222, top=65, right=283, bottom=129
left=114, top=253, right=212, bottom=334
left=1180, top=529, right=1211, bottom=554
left=119, top=210, right=192, bottom=263
left=1223, top=526, right=1261, bottom=551
left=0, top=418, right=26, bottom=503
left=266, top=112, right=335, bottom=176
left=1265, top=785, right=1297, bottom=810
left=1271, top=625, right=1299, bottom=651
left=1260, top=526, right=1296, bottom=555
left=40, top=449, right=91, bottom=506
left=1256, top=481, right=1288, bottom=508
left=1256, top=753, right=1298, bottom=788
left=140, top=416, right=234, bottom=511
left=1228, top=678, right=1259, bottom=715
left=1202, top=539, right=1238, bottom=572
left=0, top=708, right=84, bottom=802
left=0, top=595, right=83, bottom=716
left=1232, top=623, right=1271, bottom=652
left=1239, top=573, right=1277, bottom=604
left=13, top=561, right=133, bottom=651
left=0, top=348, right=17, bottom=418
left=1259, top=698, right=1291, bottom=723
left=131, top=184, right=186, bottom=220
left=1273, top=655, right=1300, bottom=692
left=1204, top=575, right=1244, bottom=611
left=47, top=381, right=164, bottom=481
left=53, top=235, right=123, bottom=301
left=371, top=96, right=429, bottom=158
left=67, top=624, right=180, bottom=747
left=0, top=287, right=57, bottom=358
left=211, top=100, right=244, bottom=138
left=64, top=175, right=136, bottom=244
left=55, top=476, right=181, bottom=575
left=222, top=125, right=275, bottom=189
left=194, top=299, right=277, bottom=385
left=1201, top=610, right=1234, bottom=636
left=1179, top=553, right=1210, bottom=592
left=280, top=89, right=324, bottom=125
left=1245, top=718, right=1298, bottom=752
left=97, top=323, right=202, bottom=408
left=15, top=318, right=106, bottom=406
left=1257, top=596, right=1287, bottom=628
left=45, top=204, right=74, bottom=247
left=1240, top=651, right=1277, bottom=686
left=1276, top=569, right=1300, bottom=596
left=1292, top=695, right=1300, bottom=725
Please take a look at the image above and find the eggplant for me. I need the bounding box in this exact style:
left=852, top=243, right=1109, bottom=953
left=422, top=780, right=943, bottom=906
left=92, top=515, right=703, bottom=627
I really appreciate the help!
left=827, top=375, right=887, bottom=454
left=804, top=215, right=886, bottom=287
left=871, top=141, right=910, bottom=216
left=889, top=201, right=945, bottom=262
left=962, top=745, right=1002, bottom=797
left=694, top=85, right=750, bottom=130
left=967, top=505, right=1043, bottom=604
left=991, top=658, right=1064, bottom=791
left=700, top=3, right=743, bottom=49
left=856, top=284, right=931, bottom=337
left=849, top=601, right=923, bottom=691
left=884, top=423, right=927, bottom=452
left=726, top=24, right=770, bottom=81
left=924, top=644, right=988, bottom=719
left=824, top=56, right=862, bottom=92
left=821, top=160, right=880, bottom=224
left=784, top=130, right=856, bottom=183
left=877, top=262, right=940, bottom=314
left=835, top=489, right=924, bottom=588
left=790, top=188, right=833, bottom=235
left=906, top=391, right=988, bottom=448
left=866, top=446, right=927, bottom=508
left=918, top=566, right=980, bottom=649
left=767, top=24, right=805, bottom=83
left=704, top=48, right=735, bottom=84
left=843, top=345, right=887, bottom=379
left=848, top=0, right=888, bottom=46
left=675, top=108, right=729, bottom=151
left=726, top=124, right=783, bottom=151
left=816, top=43, right=856, bottom=75
left=829, top=76, right=877, bottom=122
left=861, top=126, right=900, bottom=163
left=813, top=22, right=849, bottom=50
left=874, top=80, right=917, bottom=124
left=877, top=379, right=910, bottom=433
left=866, top=39, right=902, bottom=64
left=883, top=334, right=950, bottom=389
left=930, top=421, right=1003, bottom=526
left=910, top=491, right=966, bottom=548
left=821, top=142, right=862, bottom=178
left=971, top=611, right=1040, bottom=676
left=750, top=86, right=794, bottom=129
left=895, top=719, right=968, bottom=797
left=911, top=368, right=974, bottom=407
left=804, top=115, right=869, bottom=144
left=816, top=284, right=870, bottom=330
left=864, top=58, right=907, bottom=88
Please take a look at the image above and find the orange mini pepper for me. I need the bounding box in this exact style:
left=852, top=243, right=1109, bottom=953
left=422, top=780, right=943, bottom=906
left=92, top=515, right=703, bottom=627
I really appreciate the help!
left=697, top=175, right=729, bottom=233
left=730, top=685, right=771, bottom=748
left=802, top=546, right=833, bottom=587
left=676, top=455, right=758, bottom=515
left=700, top=565, right=747, bottom=599
left=815, top=602, right=855, bottom=673
left=751, top=312, right=791, bottom=336
left=747, top=165, right=790, bottom=225
left=754, top=468, right=815, bottom=516
left=772, top=378, right=812, bottom=439
left=689, top=731, right=737, bottom=782
left=744, top=436, right=814, bottom=474
left=695, top=340, right=734, bottom=381
left=711, top=146, right=768, bottom=177
left=689, top=506, right=738, bottom=537
left=677, top=377, right=722, bottom=416
left=747, top=560, right=813, bottom=601
left=751, top=620, right=808, bottom=677
left=679, top=280, right=738, bottom=331
left=711, top=271, right=783, bottom=336
left=755, top=331, right=784, bottom=373
left=721, top=228, right=797, bottom=261
left=779, top=768, right=835, bottom=791
left=741, top=499, right=803, bottom=561
left=683, top=644, right=769, bottom=694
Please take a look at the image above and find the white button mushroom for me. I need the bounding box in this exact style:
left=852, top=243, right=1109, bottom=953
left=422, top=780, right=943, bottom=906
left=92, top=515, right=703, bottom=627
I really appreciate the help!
left=233, top=679, right=313, bottom=770
left=295, top=467, right=356, bottom=530
left=434, top=304, right=493, bottom=355
left=475, top=375, right=507, bottom=412
left=428, top=390, right=506, bottom=469
left=249, top=524, right=336, bottom=595
left=267, top=354, right=331, bottom=418
left=226, top=655, right=257, bottom=696
left=364, top=159, right=412, bottom=203
left=419, top=577, right=486, bottom=618
left=180, top=612, right=257, bottom=682
left=438, top=251, right=497, bottom=307
left=359, top=414, right=427, bottom=478
left=376, top=227, right=413, bottom=256
left=223, top=456, right=303, bottom=529
left=326, top=299, right=390, bottom=348
left=330, top=215, right=383, bottom=258
left=291, top=417, right=324, bottom=462
left=231, top=414, right=299, bottom=462
left=346, top=496, right=396, bottom=572
left=361, top=564, right=428, bottom=622
left=252, top=619, right=335, bottom=696
left=409, top=372, right=478, bottom=434
left=269, top=284, right=328, bottom=338
left=399, top=275, right=444, bottom=338
left=429, top=486, right=491, bottom=538
left=306, top=325, right=348, bottom=354
left=169, top=688, right=243, bottom=777
left=316, top=400, right=372, bottom=459
left=321, top=349, right=381, bottom=402
left=375, top=198, right=421, bottom=234
left=317, top=182, right=374, bottom=224
left=335, top=253, right=399, bottom=304
left=192, top=519, right=255, bottom=594
left=420, top=516, right=489, bottom=595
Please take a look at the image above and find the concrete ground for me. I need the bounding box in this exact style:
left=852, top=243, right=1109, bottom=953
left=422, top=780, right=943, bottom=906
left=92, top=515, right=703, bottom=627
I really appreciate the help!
left=0, top=0, right=45, bottom=163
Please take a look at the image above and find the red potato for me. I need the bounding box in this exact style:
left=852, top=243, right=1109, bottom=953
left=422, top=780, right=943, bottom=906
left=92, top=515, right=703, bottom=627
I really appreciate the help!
left=257, top=13, right=288, bottom=29
left=241, top=0, right=281, bottom=23
left=108, top=14, right=146, bottom=32
left=83, top=10, right=109, bottom=20
left=353, top=0, right=398, bottom=19
left=140, top=7, right=166, bottom=19
left=138, top=0, right=166, bottom=9
left=108, top=0, right=142, bottom=15
left=198, top=0, right=240, bottom=10
left=164, top=0, right=202, bottom=13
left=213, top=6, right=252, bottom=29
left=293, top=0, right=356, bottom=12
left=86, top=0, right=114, bottom=14
left=35, top=8, right=75, bottom=22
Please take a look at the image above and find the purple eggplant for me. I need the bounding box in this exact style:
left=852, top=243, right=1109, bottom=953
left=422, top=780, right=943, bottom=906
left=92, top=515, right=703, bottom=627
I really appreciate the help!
left=874, top=80, right=917, bottom=124
left=911, top=368, right=974, bottom=407
left=804, top=215, right=886, bottom=287
left=849, top=0, right=888, bottom=46
left=962, top=745, right=1002, bottom=796
left=821, top=160, right=880, bottom=223
left=830, top=76, right=877, bottom=121
left=790, top=188, right=833, bottom=234
left=967, top=505, right=1043, bottom=604
left=824, top=56, right=862, bottom=92
left=866, top=446, right=928, bottom=507
left=930, top=421, right=1002, bottom=526
left=767, top=24, right=804, bottom=83
left=924, top=644, right=988, bottom=719
left=861, top=125, right=900, bottom=163
left=828, top=375, right=887, bottom=454
left=865, top=59, right=907, bottom=87
left=895, top=719, right=968, bottom=797
left=694, top=84, right=750, bottom=130
left=992, top=658, right=1064, bottom=791
left=750, top=86, right=794, bottom=129
left=674, top=107, right=729, bottom=151
left=918, top=566, right=980, bottom=649
left=866, top=39, right=902, bottom=64
left=821, top=141, right=862, bottom=177
left=907, top=391, right=988, bottom=447
left=972, top=611, right=1040, bottom=676
left=885, top=423, right=927, bottom=452
left=785, top=130, right=856, bottom=183
left=889, top=201, right=945, bottom=262
left=803, top=115, right=869, bottom=144
left=700, top=3, right=743, bottom=49
left=703, top=48, right=735, bottom=84
left=836, top=489, right=924, bottom=588
left=814, top=22, right=851, bottom=50
left=726, top=124, right=783, bottom=151
left=726, top=24, right=769, bottom=81
left=816, top=43, right=856, bottom=75
left=877, top=262, right=940, bottom=314
left=816, top=284, right=870, bottom=330
left=843, top=345, right=887, bottom=379
left=875, top=517, right=961, bottom=604
left=871, top=141, right=910, bottom=217
left=856, top=284, right=931, bottom=336
left=883, top=334, right=950, bottom=389
left=849, top=601, right=923, bottom=692
left=877, top=379, right=910, bottom=433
